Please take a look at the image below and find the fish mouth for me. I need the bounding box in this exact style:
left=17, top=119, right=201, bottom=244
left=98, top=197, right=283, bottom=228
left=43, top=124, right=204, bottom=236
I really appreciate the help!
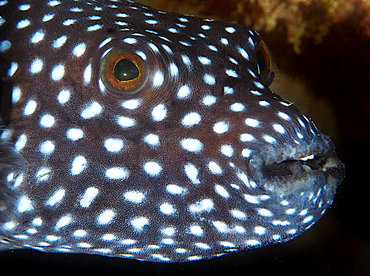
left=247, top=135, right=345, bottom=196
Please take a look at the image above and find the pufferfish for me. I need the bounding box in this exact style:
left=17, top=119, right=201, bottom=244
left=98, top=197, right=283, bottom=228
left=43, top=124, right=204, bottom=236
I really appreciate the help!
left=0, top=0, right=344, bottom=262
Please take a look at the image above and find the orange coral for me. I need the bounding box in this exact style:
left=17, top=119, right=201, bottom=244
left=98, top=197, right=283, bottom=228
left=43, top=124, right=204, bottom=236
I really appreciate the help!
left=139, top=0, right=370, bottom=53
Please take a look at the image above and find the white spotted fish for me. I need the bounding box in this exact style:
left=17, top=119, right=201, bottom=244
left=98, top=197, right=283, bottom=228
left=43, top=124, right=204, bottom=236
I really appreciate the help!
left=0, top=0, right=344, bottom=262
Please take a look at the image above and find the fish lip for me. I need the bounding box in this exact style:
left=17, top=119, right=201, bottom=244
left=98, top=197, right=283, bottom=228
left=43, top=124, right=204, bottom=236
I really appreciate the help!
left=247, top=135, right=345, bottom=196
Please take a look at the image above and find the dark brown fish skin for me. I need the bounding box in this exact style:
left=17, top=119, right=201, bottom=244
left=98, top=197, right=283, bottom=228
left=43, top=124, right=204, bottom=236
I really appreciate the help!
left=0, top=0, right=344, bottom=262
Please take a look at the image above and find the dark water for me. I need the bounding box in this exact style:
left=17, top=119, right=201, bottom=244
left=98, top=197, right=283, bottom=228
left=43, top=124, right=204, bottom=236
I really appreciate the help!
left=1, top=0, right=368, bottom=275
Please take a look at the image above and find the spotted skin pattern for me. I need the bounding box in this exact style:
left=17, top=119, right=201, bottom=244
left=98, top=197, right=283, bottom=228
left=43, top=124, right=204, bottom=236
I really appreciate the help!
left=0, top=0, right=344, bottom=262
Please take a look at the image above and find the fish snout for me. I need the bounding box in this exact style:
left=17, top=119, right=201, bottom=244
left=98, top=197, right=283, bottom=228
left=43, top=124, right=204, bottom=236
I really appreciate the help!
left=246, top=135, right=345, bottom=198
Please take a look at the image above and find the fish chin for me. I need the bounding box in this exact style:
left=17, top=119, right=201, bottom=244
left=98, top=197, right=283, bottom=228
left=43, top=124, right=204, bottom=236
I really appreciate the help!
left=248, top=135, right=345, bottom=197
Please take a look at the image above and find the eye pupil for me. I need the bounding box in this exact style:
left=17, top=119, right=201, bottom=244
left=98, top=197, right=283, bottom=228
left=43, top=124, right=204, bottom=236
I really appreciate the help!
left=257, top=50, right=267, bottom=73
left=114, top=59, right=140, bottom=81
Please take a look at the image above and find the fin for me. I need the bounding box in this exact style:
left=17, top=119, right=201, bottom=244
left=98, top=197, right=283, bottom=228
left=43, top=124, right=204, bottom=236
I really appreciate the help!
left=0, top=122, right=28, bottom=250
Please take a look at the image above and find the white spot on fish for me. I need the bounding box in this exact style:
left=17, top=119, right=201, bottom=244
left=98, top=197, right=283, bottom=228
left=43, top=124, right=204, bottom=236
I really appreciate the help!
left=195, top=242, right=211, bottom=249
left=81, top=102, right=102, bottom=119
left=263, top=135, right=276, bottom=144
left=17, top=196, right=34, bottom=213
left=181, top=112, right=201, bottom=127
left=184, top=163, right=200, bottom=184
left=240, top=133, right=254, bottom=142
left=203, top=74, right=215, bottom=85
left=278, top=112, right=291, bottom=121
left=180, top=138, right=203, bottom=153
left=273, top=124, right=285, bottom=134
left=213, top=221, right=229, bottom=233
left=97, top=209, right=115, bottom=224
left=189, top=225, right=203, bottom=236
left=36, top=167, right=51, bottom=181
left=169, top=63, right=178, bottom=76
left=31, top=30, right=44, bottom=44
left=166, top=184, right=186, bottom=195
left=130, top=217, right=149, bottom=231
left=153, top=71, right=164, bottom=87
left=105, top=167, right=129, bottom=179
left=80, top=187, right=99, bottom=208
left=83, top=64, right=92, bottom=84
left=225, top=69, right=238, bottom=78
left=66, top=128, right=84, bottom=141
left=238, top=46, right=249, bottom=60
left=259, top=100, right=270, bottom=106
left=30, top=58, right=43, bottom=74
left=245, top=118, right=259, bottom=127
left=202, top=95, right=216, bottom=106
left=48, top=0, right=61, bottom=7
left=123, top=37, right=137, bottom=44
left=123, top=191, right=145, bottom=203
left=246, top=239, right=260, bottom=246
left=144, top=134, right=159, bottom=147
left=55, top=215, right=72, bottom=230
left=230, top=103, right=245, bottom=112
left=8, top=62, right=18, bottom=77
left=73, top=230, right=87, bottom=238
left=51, top=64, right=65, bottom=81
left=117, top=116, right=136, bottom=128
left=102, top=234, right=115, bottom=241
left=220, top=145, right=234, bottom=157
left=24, top=100, right=37, bottom=115
left=71, top=155, right=87, bottom=175
left=18, top=3, right=30, bottom=10
left=0, top=40, right=11, bottom=53
left=121, top=99, right=141, bottom=110
left=16, top=19, right=30, bottom=29
left=181, top=55, right=191, bottom=67
left=258, top=208, right=273, bottom=217
left=40, top=114, right=55, bottom=128
left=244, top=194, right=260, bottom=205
left=189, top=199, right=214, bottom=214
left=208, top=161, right=222, bottom=174
left=151, top=104, right=167, bottom=121
left=177, top=85, right=191, bottom=99
left=73, top=43, right=86, bottom=57
left=11, top=86, right=21, bottom=103
left=144, top=161, right=162, bottom=176
left=42, top=14, right=55, bottom=22
left=63, top=19, right=76, bottom=26
left=254, top=226, right=266, bottom=235
left=198, top=56, right=211, bottom=65
left=40, top=141, right=55, bottom=154
left=230, top=209, right=247, bottom=220
left=46, top=189, right=65, bottom=206
left=104, top=138, right=124, bottom=152
left=215, top=185, right=229, bottom=198
left=53, top=35, right=67, bottom=48
left=225, top=26, right=236, bottom=33
left=213, top=121, right=229, bottom=134
left=160, top=203, right=176, bottom=215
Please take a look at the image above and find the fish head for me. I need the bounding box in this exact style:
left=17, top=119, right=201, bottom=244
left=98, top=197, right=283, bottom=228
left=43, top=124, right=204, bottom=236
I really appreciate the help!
left=0, top=0, right=344, bottom=262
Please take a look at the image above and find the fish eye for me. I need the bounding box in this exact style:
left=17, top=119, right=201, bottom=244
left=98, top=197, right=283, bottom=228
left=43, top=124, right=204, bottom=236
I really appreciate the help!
left=114, top=59, right=139, bottom=81
left=256, top=39, right=274, bottom=86
left=101, top=50, right=147, bottom=95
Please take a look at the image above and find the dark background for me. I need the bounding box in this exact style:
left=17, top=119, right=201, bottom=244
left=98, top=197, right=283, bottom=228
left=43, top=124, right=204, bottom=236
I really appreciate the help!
left=1, top=0, right=369, bottom=275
